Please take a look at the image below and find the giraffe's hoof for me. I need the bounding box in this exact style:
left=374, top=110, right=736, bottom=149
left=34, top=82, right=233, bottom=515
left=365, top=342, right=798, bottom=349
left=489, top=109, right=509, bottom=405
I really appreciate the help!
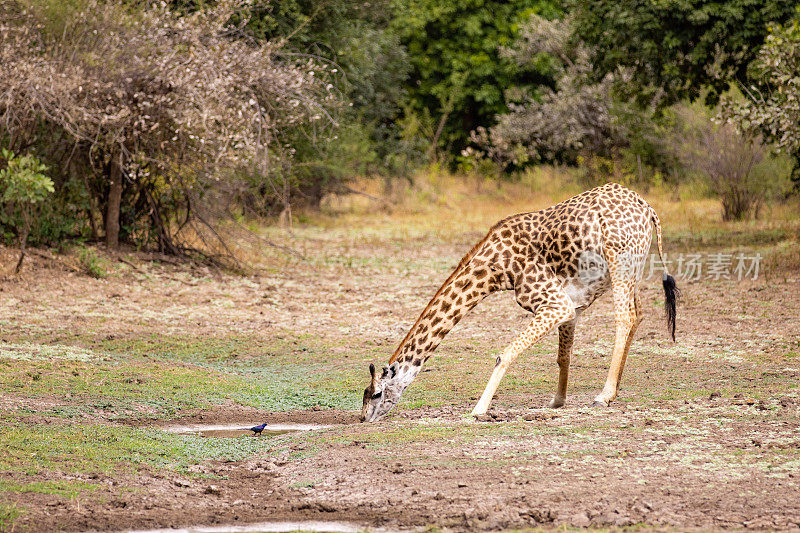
left=547, top=398, right=565, bottom=409
left=590, top=400, right=609, bottom=408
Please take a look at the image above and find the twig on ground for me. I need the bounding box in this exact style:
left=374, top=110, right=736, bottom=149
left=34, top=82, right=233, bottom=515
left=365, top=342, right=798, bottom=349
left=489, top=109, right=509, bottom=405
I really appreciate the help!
left=160, top=275, right=199, bottom=286
left=117, top=252, right=202, bottom=285
left=339, top=185, right=392, bottom=207
left=26, top=248, right=81, bottom=273
left=116, top=255, right=145, bottom=273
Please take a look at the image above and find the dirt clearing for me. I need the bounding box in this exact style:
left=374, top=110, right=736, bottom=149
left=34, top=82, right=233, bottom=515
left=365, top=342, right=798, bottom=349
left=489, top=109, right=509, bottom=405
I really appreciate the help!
left=1, top=204, right=799, bottom=531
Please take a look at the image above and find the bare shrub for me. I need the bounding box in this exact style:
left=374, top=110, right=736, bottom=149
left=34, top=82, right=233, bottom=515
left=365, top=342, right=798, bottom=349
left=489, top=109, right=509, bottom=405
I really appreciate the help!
left=469, top=16, right=627, bottom=167
left=0, top=0, right=337, bottom=259
left=670, top=104, right=790, bottom=221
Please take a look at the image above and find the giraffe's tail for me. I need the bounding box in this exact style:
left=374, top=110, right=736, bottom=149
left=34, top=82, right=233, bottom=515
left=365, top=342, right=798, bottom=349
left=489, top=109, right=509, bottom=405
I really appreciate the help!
left=650, top=208, right=680, bottom=341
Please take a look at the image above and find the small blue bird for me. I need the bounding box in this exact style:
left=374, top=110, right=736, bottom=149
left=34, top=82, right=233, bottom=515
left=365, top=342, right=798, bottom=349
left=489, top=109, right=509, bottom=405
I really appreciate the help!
left=248, top=423, right=268, bottom=436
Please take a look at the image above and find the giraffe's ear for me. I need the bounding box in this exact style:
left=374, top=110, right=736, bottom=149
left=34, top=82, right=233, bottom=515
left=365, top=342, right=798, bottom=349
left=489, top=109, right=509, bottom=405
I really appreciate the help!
left=369, top=363, right=380, bottom=387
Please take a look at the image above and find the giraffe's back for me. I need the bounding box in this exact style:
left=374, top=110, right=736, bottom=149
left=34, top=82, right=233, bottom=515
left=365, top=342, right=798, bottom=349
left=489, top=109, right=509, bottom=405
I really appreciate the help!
left=496, top=183, right=655, bottom=309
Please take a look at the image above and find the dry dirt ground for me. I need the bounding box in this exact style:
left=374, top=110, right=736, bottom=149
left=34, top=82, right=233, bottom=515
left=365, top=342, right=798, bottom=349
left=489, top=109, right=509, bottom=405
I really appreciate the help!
left=1, top=220, right=799, bottom=532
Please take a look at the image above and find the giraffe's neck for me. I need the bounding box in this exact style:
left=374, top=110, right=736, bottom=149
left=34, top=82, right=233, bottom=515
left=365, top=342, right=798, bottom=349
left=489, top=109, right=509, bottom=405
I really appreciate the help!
left=383, top=258, right=498, bottom=392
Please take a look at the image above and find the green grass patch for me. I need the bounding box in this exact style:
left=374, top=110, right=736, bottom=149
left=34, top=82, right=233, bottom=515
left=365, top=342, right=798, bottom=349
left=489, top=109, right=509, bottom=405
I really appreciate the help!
left=0, top=347, right=362, bottom=418
left=0, top=423, right=294, bottom=477
left=0, top=479, right=100, bottom=498
left=96, top=333, right=338, bottom=367
left=0, top=501, right=23, bottom=532
left=313, top=420, right=566, bottom=449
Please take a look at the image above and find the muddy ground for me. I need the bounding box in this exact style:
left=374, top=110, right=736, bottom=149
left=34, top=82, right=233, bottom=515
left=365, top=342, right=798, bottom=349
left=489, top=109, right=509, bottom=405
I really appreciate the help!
left=1, top=222, right=799, bottom=531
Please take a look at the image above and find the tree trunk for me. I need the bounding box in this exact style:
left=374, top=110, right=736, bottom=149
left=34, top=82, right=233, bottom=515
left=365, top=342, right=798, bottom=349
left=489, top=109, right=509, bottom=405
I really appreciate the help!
left=105, top=158, right=123, bottom=248
left=636, top=154, right=643, bottom=182
left=427, top=109, right=450, bottom=164
left=70, top=155, right=99, bottom=240
left=13, top=211, right=30, bottom=274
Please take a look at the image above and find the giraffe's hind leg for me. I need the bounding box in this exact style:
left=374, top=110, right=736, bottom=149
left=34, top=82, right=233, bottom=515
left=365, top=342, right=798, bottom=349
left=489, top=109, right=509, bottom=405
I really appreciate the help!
left=548, top=318, right=576, bottom=408
left=593, top=262, right=642, bottom=407
left=620, top=291, right=643, bottom=381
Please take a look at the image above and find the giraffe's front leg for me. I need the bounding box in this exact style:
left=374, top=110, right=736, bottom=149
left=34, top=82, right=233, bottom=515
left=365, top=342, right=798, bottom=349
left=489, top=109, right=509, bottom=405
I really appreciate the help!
left=472, top=349, right=515, bottom=416
left=472, top=297, right=575, bottom=416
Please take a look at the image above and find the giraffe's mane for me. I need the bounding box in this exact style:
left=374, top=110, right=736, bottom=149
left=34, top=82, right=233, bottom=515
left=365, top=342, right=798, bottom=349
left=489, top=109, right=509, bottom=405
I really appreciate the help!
left=387, top=216, right=514, bottom=364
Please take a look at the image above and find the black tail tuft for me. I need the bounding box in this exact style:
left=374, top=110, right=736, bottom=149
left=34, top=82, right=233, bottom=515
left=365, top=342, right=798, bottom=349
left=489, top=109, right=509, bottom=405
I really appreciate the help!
left=662, top=273, right=680, bottom=341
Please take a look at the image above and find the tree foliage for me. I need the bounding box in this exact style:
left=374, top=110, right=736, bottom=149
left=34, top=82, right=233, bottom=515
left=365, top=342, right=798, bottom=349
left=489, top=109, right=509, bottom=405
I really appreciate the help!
left=0, top=0, right=797, bottom=263
left=0, top=150, right=53, bottom=206
left=469, top=15, right=626, bottom=167
left=468, top=13, right=675, bottom=176
left=572, top=0, right=797, bottom=107
left=227, top=0, right=415, bottom=176
left=720, top=12, right=800, bottom=161
left=391, top=0, right=562, bottom=159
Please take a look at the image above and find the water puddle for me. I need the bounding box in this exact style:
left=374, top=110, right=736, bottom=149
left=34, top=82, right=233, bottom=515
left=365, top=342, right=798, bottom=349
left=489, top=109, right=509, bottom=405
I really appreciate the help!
left=126, top=521, right=363, bottom=532
left=163, top=423, right=332, bottom=438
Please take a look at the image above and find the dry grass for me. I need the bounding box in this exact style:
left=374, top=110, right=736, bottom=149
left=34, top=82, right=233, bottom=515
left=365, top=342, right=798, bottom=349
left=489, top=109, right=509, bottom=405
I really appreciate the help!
left=319, top=169, right=798, bottom=235
left=316, top=167, right=585, bottom=236
left=253, top=168, right=800, bottom=272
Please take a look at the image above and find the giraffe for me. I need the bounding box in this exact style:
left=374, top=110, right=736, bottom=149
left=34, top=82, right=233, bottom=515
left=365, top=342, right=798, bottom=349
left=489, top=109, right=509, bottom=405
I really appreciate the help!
left=361, top=183, right=680, bottom=422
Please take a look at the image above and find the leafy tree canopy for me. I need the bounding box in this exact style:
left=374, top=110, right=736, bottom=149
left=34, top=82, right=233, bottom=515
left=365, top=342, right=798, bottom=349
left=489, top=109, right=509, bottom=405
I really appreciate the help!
left=571, top=0, right=797, bottom=108
left=721, top=11, right=800, bottom=154
left=225, top=1, right=409, bottom=125
left=391, top=0, right=562, bottom=157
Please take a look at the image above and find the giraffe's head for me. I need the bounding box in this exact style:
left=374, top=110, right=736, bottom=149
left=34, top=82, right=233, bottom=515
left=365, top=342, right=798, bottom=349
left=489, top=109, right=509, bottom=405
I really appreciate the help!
left=361, top=362, right=404, bottom=422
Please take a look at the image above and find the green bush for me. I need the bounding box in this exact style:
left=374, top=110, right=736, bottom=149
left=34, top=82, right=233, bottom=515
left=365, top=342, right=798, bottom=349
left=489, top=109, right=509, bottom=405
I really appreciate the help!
left=0, top=149, right=53, bottom=206
left=77, top=247, right=107, bottom=279
left=0, top=149, right=54, bottom=272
